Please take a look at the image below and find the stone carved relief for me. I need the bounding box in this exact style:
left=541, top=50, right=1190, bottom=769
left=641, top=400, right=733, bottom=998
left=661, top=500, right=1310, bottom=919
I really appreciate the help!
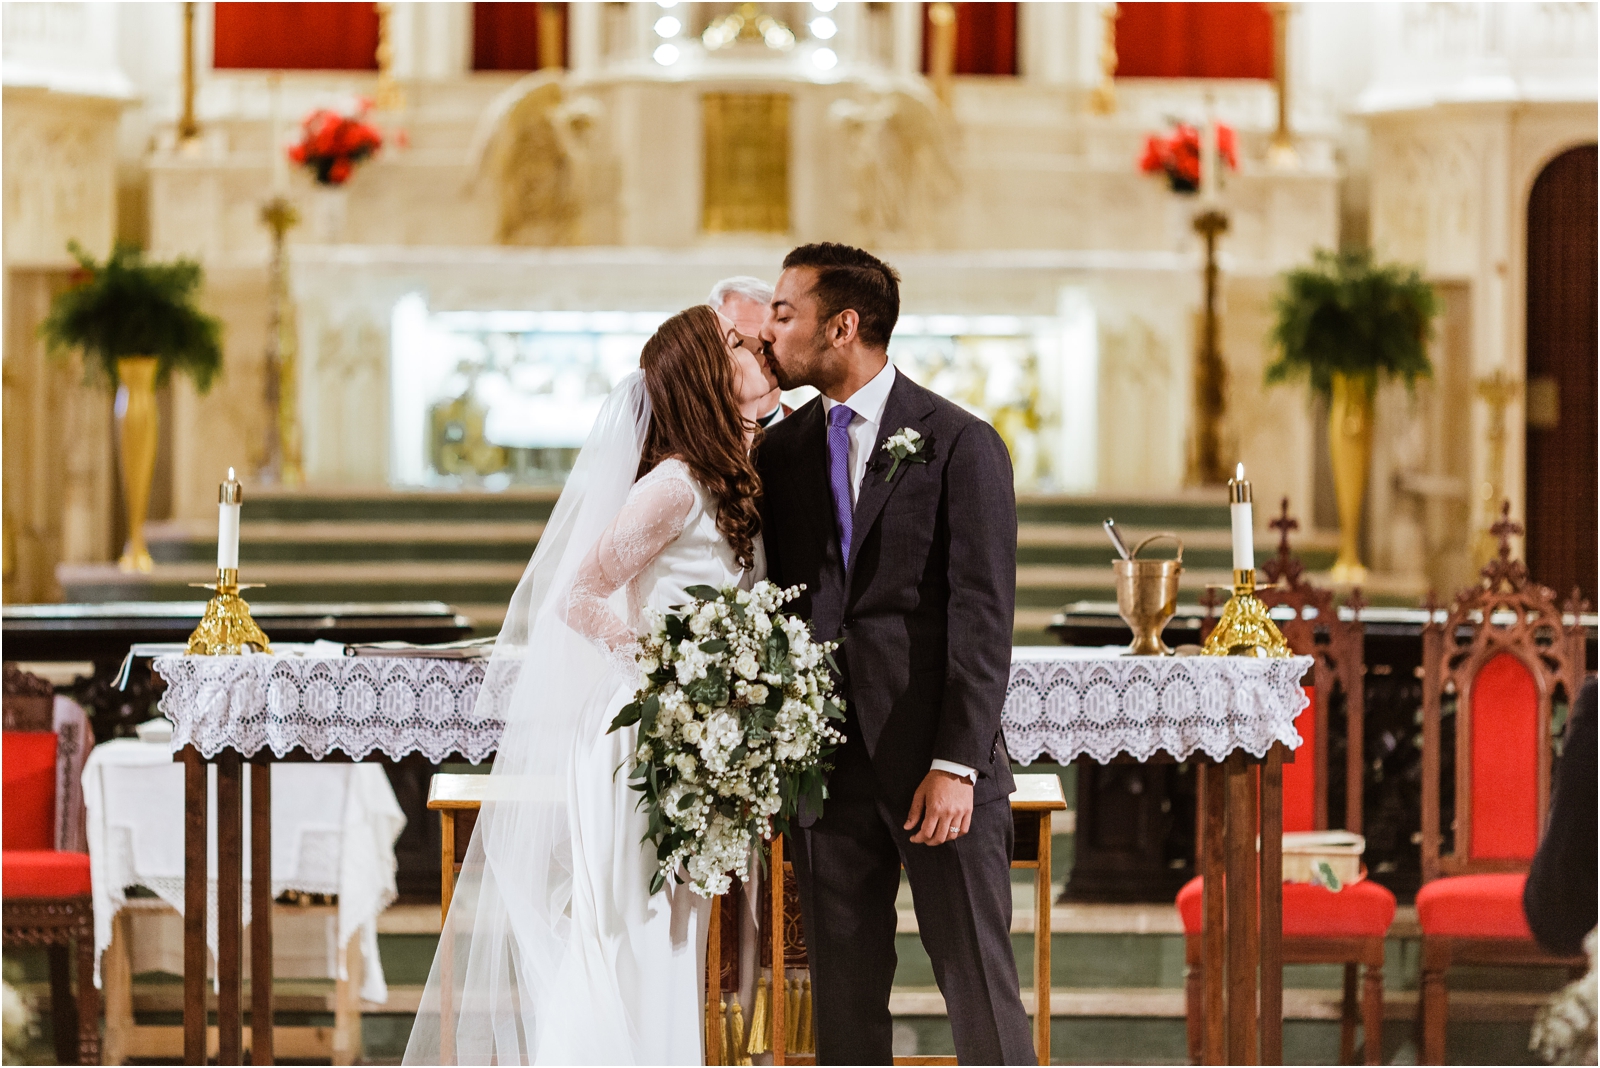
left=1517, top=3, right=1598, bottom=59
left=1097, top=311, right=1180, bottom=493
left=2, top=95, right=118, bottom=265
left=470, top=73, right=616, bottom=247
left=2, top=275, right=116, bottom=601
left=1371, top=131, right=1479, bottom=271
left=301, top=315, right=389, bottom=485
left=826, top=85, right=956, bottom=247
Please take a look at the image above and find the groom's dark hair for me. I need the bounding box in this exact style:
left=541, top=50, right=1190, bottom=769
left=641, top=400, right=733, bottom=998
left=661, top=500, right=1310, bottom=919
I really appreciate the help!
left=782, top=243, right=900, bottom=349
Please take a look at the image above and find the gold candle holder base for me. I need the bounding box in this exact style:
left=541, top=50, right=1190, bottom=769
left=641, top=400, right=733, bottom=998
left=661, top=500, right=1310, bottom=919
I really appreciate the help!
left=1201, top=569, right=1291, bottom=658
left=186, top=568, right=272, bottom=655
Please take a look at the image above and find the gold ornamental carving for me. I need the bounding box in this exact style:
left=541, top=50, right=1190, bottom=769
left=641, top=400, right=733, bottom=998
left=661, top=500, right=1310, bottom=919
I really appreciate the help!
left=186, top=568, right=272, bottom=655
left=1202, top=570, right=1292, bottom=658
left=1187, top=209, right=1231, bottom=486
left=702, top=93, right=791, bottom=234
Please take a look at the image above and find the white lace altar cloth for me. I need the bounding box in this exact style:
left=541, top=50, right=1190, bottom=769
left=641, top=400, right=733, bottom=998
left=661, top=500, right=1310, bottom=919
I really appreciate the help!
left=1002, top=646, right=1312, bottom=765
left=82, top=739, right=405, bottom=1002
left=153, top=653, right=504, bottom=763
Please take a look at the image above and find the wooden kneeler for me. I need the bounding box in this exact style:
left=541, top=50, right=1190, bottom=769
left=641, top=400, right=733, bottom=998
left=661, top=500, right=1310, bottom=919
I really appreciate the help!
left=430, top=772, right=1068, bottom=1066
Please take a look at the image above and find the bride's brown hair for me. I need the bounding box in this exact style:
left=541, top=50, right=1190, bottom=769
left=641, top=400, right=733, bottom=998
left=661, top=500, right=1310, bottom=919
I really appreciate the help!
left=637, top=304, right=762, bottom=570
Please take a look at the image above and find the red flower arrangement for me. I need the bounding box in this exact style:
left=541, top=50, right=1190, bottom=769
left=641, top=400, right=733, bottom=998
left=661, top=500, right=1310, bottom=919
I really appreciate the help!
left=288, top=99, right=384, bottom=186
left=1139, top=123, right=1238, bottom=195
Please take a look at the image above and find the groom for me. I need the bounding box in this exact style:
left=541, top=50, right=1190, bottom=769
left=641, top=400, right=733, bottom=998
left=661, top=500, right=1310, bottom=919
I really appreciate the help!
left=756, top=243, right=1034, bottom=1065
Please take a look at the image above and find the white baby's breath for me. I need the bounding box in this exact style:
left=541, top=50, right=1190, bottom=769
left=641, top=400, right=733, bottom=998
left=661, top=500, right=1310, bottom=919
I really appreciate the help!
left=608, top=580, right=846, bottom=897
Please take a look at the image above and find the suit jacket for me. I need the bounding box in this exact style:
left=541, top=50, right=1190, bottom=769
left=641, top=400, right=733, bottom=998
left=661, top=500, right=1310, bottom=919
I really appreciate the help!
left=757, top=371, right=1018, bottom=815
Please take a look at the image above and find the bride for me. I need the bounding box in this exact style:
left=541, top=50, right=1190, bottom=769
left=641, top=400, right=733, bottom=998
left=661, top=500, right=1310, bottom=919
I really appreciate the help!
left=403, top=304, right=776, bottom=1065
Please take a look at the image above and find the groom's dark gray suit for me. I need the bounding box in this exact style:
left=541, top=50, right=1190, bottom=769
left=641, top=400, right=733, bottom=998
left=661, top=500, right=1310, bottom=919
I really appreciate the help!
left=757, top=369, right=1035, bottom=1065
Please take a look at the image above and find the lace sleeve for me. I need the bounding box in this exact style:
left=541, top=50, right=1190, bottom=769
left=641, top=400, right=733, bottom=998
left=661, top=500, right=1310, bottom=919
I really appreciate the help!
left=561, top=466, right=696, bottom=673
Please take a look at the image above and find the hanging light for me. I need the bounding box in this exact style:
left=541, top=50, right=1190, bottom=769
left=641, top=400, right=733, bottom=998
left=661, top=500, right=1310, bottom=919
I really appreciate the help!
left=654, top=42, right=681, bottom=65
left=809, top=16, right=837, bottom=40
left=812, top=47, right=837, bottom=70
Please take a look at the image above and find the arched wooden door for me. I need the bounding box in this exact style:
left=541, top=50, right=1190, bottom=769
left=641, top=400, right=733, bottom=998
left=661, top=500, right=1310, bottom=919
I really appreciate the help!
left=1525, top=144, right=1598, bottom=603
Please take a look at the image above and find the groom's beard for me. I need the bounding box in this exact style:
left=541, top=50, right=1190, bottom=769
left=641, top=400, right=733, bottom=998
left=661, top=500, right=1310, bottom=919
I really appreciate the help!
left=768, top=323, right=831, bottom=392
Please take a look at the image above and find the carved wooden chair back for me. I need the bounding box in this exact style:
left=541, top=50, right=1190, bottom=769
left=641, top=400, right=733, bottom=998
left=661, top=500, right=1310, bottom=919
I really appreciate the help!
left=1200, top=499, right=1367, bottom=833
left=1420, top=504, right=1587, bottom=885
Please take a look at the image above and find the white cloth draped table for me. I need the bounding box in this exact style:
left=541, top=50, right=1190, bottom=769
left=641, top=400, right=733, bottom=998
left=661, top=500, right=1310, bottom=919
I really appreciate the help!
left=1001, top=646, right=1312, bottom=765
left=82, top=739, right=405, bottom=1003
left=153, top=653, right=505, bottom=763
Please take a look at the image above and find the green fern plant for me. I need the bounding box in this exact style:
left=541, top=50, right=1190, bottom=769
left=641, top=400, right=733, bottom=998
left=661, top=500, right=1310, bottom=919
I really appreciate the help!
left=1266, top=248, right=1438, bottom=398
left=39, top=241, right=223, bottom=392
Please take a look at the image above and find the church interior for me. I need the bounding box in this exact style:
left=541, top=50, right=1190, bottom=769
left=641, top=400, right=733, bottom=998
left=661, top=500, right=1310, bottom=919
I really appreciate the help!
left=2, top=2, right=1596, bottom=1064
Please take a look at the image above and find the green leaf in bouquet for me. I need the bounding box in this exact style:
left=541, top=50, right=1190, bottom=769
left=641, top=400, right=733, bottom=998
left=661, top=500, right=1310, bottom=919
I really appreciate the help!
left=685, top=665, right=728, bottom=706
left=665, top=615, right=689, bottom=642
left=649, top=869, right=666, bottom=895
left=763, top=629, right=789, bottom=674
left=699, top=638, right=728, bottom=654
left=822, top=698, right=845, bottom=721
left=764, top=686, right=785, bottom=712
left=608, top=700, right=643, bottom=733
left=771, top=814, right=790, bottom=837
left=676, top=791, right=699, bottom=811
left=824, top=648, right=840, bottom=674
left=629, top=758, right=648, bottom=780
left=638, top=694, right=661, bottom=737
left=684, top=584, right=722, bottom=602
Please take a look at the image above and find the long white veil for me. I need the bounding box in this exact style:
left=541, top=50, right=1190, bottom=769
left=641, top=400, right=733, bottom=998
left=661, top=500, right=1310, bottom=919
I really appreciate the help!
left=403, top=372, right=651, bottom=1065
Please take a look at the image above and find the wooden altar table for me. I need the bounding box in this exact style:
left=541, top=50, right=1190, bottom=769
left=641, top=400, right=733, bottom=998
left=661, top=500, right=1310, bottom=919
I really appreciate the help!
left=1002, top=646, right=1311, bottom=1066
left=154, top=653, right=504, bottom=1066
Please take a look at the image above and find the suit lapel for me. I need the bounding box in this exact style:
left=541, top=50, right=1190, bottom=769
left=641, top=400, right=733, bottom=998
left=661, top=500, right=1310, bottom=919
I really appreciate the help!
left=785, top=399, right=835, bottom=552
left=847, top=373, right=936, bottom=572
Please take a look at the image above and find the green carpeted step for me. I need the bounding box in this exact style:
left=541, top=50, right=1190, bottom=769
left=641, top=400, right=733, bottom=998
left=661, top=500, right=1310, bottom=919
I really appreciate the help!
left=1016, top=498, right=1232, bottom=528
left=243, top=490, right=560, bottom=524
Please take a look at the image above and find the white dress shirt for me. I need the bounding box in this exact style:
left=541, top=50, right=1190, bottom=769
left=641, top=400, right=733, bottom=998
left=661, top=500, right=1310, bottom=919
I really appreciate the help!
left=820, top=361, right=978, bottom=786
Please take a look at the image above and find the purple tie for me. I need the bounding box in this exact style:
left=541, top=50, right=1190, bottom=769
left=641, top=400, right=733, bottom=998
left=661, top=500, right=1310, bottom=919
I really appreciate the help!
left=827, top=404, right=855, bottom=562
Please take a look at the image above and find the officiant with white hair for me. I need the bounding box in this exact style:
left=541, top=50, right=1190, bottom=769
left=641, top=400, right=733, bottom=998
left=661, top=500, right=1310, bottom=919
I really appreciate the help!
left=711, top=276, right=789, bottom=427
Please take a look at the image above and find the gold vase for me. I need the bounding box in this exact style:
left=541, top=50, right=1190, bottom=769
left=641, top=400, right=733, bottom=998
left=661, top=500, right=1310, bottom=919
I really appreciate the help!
left=115, top=356, right=160, bottom=573
left=1327, top=370, right=1373, bottom=584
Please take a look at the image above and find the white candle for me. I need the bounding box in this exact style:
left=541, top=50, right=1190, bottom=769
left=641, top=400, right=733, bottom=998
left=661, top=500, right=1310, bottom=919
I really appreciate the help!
left=1228, top=462, right=1253, bottom=574
left=218, top=467, right=242, bottom=570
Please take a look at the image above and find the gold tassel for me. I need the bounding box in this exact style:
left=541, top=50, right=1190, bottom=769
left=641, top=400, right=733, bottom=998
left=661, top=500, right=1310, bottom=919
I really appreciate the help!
left=715, top=996, right=728, bottom=1066
left=798, top=977, right=815, bottom=1053
left=745, top=974, right=770, bottom=1055
left=786, top=977, right=800, bottom=1049
left=729, top=998, right=752, bottom=1066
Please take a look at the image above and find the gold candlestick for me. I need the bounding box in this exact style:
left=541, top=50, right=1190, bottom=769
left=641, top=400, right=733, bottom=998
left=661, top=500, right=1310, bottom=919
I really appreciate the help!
left=186, top=568, right=272, bottom=655
left=1202, top=472, right=1290, bottom=658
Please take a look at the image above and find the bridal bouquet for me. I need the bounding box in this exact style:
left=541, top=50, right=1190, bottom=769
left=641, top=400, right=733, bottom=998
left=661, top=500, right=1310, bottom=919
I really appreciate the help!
left=608, top=581, right=845, bottom=897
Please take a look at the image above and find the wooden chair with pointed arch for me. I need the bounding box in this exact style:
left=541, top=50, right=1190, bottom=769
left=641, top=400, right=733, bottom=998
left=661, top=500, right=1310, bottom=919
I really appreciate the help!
left=1416, top=504, right=1590, bottom=1064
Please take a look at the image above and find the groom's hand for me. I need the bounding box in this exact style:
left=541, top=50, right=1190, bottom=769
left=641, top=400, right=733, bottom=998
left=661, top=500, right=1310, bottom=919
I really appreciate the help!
left=905, top=769, right=974, bottom=846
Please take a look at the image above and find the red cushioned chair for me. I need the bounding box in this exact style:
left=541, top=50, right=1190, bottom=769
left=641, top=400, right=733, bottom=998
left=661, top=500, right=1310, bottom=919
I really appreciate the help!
left=1187, top=501, right=1393, bottom=1064
left=1415, top=506, right=1589, bottom=1064
left=2, top=666, right=100, bottom=1065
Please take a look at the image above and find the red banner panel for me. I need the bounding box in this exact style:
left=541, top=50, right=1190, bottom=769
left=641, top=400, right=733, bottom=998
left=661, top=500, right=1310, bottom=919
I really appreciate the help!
left=473, top=2, right=568, bottom=71
left=1115, top=2, right=1273, bottom=80
left=922, top=2, right=1018, bottom=77
left=213, top=3, right=380, bottom=71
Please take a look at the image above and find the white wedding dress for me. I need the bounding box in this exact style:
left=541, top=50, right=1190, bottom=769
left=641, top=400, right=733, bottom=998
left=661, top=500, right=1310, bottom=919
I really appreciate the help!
left=403, top=373, right=763, bottom=1066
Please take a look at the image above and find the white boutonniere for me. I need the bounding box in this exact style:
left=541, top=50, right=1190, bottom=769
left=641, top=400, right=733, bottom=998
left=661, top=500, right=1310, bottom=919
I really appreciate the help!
left=882, top=427, right=928, bottom=482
